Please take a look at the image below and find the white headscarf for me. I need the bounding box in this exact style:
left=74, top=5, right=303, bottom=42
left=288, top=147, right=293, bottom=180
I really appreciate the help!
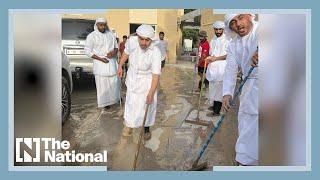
left=224, top=14, right=238, bottom=30
left=136, top=24, right=155, bottom=39
left=94, top=17, right=107, bottom=32
left=224, top=14, right=256, bottom=33
left=224, top=14, right=256, bottom=36
left=213, top=21, right=225, bottom=29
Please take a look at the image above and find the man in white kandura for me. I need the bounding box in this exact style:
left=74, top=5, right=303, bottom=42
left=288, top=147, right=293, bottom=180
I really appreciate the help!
left=205, top=21, right=230, bottom=116
left=222, top=14, right=259, bottom=166
left=118, top=25, right=161, bottom=141
left=85, top=18, right=120, bottom=110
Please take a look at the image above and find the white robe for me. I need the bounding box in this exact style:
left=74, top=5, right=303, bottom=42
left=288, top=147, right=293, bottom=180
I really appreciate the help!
left=206, top=34, right=230, bottom=102
left=155, top=39, right=169, bottom=61
left=223, top=21, right=259, bottom=165
left=124, top=41, right=162, bottom=128
left=85, top=30, right=120, bottom=107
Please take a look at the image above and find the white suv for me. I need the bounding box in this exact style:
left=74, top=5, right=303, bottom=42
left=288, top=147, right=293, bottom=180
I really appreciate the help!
left=62, top=18, right=95, bottom=79
left=62, top=52, right=73, bottom=123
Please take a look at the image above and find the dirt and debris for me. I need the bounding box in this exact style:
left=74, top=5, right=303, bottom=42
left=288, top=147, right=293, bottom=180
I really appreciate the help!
left=62, top=60, right=238, bottom=170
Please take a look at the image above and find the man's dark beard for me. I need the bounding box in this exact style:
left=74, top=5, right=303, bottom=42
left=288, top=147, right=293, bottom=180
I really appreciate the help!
left=99, top=29, right=106, bottom=33
left=215, top=33, right=222, bottom=37
left=98, top=25, right=109, bottom=33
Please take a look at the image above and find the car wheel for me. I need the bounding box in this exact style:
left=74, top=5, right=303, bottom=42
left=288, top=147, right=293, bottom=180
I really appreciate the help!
left=62, top=76, right=71, bottom=124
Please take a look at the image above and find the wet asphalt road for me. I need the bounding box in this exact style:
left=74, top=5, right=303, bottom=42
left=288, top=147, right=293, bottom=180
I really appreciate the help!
left=62, top=60, right=239, bottom=170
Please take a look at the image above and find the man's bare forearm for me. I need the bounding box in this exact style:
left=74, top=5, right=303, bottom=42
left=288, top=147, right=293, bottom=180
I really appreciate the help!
left=107, top=48, right=119, bottom=58
left=149, top=74, right=160, bottom=95
left=112, top=48, right=118, bottom=57
left=91, top=54, right=108, bottom=63
left=215, top=54, right=227, bottom=61
left=118, top=53, right=129, bottom=67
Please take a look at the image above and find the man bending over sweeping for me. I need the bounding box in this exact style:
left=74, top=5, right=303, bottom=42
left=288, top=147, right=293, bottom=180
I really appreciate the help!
left=117, top=24, right=162, bottom=141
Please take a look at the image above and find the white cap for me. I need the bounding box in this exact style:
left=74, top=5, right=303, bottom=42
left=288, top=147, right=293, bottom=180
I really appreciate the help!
left=224, top=14, right=256, bottom=35
left=136, top=24, right=155, bottom=39
left=96, top=17, right=106, bottom=24
left=213, top=21, right=225, bottom=29
left=224, top=14, right=256, bottom=30
left=224, top=14, right=238, bottom=29
left=94, top=17, right=107, bottom=31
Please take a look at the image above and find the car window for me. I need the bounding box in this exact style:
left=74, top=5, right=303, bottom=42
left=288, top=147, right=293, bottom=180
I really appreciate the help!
left=62, top=19, right=95, bottom=40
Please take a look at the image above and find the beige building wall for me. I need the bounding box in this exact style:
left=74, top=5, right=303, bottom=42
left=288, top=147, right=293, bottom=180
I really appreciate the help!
left=176, top=10, right=185, bottom=61
left=129, top=9, right=157, bottom=25
left=62, top=12, right=107, bottom=21
left=62, top=9, right=184, bottom=64
left=106, top=9, right=130, bottom=40
left=157, top=9, right=183, bottom=63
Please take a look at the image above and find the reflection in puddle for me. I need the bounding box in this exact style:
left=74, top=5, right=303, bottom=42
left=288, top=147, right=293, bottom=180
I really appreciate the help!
left=145, top=128, right=164, bottom=152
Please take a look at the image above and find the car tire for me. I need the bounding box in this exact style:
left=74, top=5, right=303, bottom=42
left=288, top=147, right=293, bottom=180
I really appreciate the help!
left=62, top=75, right=71, bottom=124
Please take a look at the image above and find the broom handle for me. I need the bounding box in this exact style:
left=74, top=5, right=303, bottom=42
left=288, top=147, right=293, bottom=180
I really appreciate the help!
left=191, top=57, right=198, bottom=96
left=118, top=76, right=122, bottom=110
left=115, top=62, right=122, bottom=110
left=193, top=66, right=255, bottom=166
left=132, top=104, right=150, bottom=171
left=196, top=61, right=208, bottom=119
